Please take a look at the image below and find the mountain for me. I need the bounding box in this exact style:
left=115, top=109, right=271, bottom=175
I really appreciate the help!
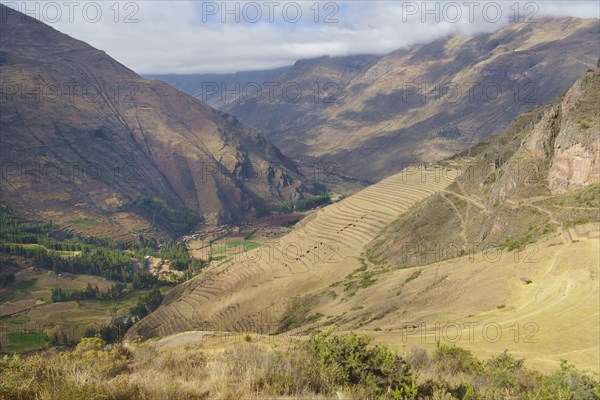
left=145, top=66, right=293, bottom=110
left=125, top=161, right=455, bottom=340
left=126, top=67, right=599, bottom=372
left=149, top=54, right=381, bottom=164
left=0, top=4, right=318, bottom=238
left=367, top=64, right=599, bottom=267
left=155, top=18, right=599, bottom=182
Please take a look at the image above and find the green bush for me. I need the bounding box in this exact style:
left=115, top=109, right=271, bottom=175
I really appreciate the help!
left=1, top=336, right=599, bottom=399
left=480, top=350, right=537, bottom=393
left=307, top=328, right=413, bottom=398
left=436, top=126, right=462, bottom=139
left=120, top=196, right=202, bottom=235
left=276, top=294, right=320, bottom=333
left=273, top=194, right=332, bottom=213
left=433, top=344, right=481, bottom=374
left=295, top=195, right=332, bottom=211
left=497, top=235, right=534, bottom=252
left=0, top=273, right=16, bottom=286
left=405, top=269, right=422, bottom=283
left=537, top=359, right=600, bottom=400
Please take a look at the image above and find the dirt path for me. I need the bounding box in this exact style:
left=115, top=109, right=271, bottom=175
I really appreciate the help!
left=439, top=193, right=469, bottom=244
left=441, top=189, right=487, bottom=211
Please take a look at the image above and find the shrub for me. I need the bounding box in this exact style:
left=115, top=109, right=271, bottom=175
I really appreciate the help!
left=436, top=126, right=462, bottom=139
left=537, top=359, right=600, bottom=400
left=0, top=273, right=16, bottom=287
left=307, top=328, right=413, bottom=398
left=433, top=344, right=481, bottom=374
left=276, top=294, right=320, bottom=333
left=296, top=195, right=332, bottom=211
left=0, top=339, right=131, bottom=399
left=405, top=269, right=422, bottom=283
left=2, top=336, right=599, bottom=400
left=475, top=350, right=540, bottom=395
left=407, top=347, right=432, bottom=371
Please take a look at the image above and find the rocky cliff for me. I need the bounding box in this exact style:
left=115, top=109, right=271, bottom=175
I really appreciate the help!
left=548, top=67, right=600, bottom=193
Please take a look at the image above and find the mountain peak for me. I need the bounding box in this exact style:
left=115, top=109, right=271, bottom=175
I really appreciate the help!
left=0, top=4, right=317, bottom=238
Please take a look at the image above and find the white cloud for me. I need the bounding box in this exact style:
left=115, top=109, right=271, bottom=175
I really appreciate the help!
left=2, top=0, right=598, bottom=74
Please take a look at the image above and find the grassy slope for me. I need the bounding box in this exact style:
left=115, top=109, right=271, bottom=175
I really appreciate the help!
left=123, top=69, right=599, bottom=376
left=327, top=223, right=599, bottom=373
left=125, top=167, right=457, bottom=340
left=367, top=68, right=600, bottom=269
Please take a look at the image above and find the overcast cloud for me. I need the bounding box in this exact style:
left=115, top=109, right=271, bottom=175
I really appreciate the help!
left=2, top=1, right=598, bottom=74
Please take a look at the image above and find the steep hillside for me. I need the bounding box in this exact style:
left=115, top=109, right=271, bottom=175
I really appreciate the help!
left=0, top=5, right=316, bottom=238
left=319, top=17, right=599, bottom=181
left=150, top=54, right=380, bottom=160
left=126, top=166, right=455, bottom=339
left=368, top=65, right=600, bottom=268
left=146, top=65, right=293, bottom=109
left=127, top=67, right=599, bottom=373
left=213, top=54, right=381, bottom=156
left=160, top=18, right=599, bottom=182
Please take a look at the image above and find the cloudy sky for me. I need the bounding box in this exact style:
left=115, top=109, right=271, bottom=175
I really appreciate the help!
left=3, top=1, right=599, bottom=74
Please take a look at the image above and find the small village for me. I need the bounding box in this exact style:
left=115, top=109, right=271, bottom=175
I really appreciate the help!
left=180, top=224, right=292, bottom=243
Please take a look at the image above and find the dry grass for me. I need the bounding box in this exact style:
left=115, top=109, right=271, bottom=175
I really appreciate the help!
left=2, top=334, right=598, bottom=400
left=340, top=224, right=600, bottom=374
left=126, top=163, right=599, bottom=374
left=128, top=167, right=455, bottom=340
left=1, top=338, right=335, bottom=400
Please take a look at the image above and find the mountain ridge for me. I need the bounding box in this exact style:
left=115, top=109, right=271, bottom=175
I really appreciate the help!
left=125, top=66, right=599, bottom=373
left=0, top=4, right=318, bottom=238
left=152, top=17, right=599, bottom=182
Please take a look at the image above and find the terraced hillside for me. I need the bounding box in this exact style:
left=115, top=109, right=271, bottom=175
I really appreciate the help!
left=126, top=166, right=457, bottom=339
left=125, top=67, right=599, bottom=373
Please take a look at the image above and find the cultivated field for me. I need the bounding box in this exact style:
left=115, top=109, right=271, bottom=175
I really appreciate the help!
left=0, top=269, right=165, bottom=352
left=127, top=166, right=457, bottom=338
left=127, top=161, right=599, bottom=373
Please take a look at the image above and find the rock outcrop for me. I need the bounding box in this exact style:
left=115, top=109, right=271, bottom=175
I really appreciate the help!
left=548, top=67, right=600, bottom=193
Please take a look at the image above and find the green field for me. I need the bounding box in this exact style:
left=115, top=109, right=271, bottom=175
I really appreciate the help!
left=4, top=331, right=48, bottom=352
left=0, top=270, right=171, bottom=353
left=225, top=240, right=261, bottom=250
left=0, top=242, right=81, bottom=257
left=0, top=206, right=200, bottom=353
